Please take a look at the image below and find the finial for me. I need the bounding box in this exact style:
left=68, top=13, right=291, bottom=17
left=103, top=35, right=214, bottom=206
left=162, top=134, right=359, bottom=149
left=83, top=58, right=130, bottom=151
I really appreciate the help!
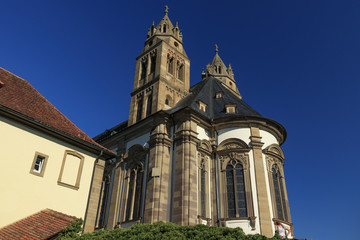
left=152, top=21, right=155, bottom=26
left=164, top=5, right=169, bottom=16
left=215, top=44, right=218, bottom=54
left=176, top=21, right=178, bottom=27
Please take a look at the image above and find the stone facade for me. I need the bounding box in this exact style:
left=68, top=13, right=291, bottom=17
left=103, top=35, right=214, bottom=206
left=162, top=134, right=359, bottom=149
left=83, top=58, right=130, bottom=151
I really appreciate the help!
left=93, top=7, right=294, bottom=239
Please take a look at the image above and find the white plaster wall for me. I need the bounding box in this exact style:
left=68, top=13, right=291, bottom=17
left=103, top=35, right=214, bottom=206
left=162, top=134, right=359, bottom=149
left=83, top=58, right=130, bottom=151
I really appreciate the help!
left=0, top=116, right=98, bottom=228
left=259, top=130, right=278, bottom=148
left=125, top=132, right=150, bottom=150
left=197, top=126, right=209, bottom=140
left=225, top=219, right=258, bottom=235
left=247, top=149, right=261, bottom=233
left=218, top=127, right=251, bottom=145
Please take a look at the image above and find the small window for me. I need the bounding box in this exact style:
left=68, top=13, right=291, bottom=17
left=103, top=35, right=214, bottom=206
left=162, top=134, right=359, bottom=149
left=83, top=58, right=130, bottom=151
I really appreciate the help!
left=225, top=104, right=236, bottom=113
left=199, top=101, right=207, bottom=112
left=216, top=92, right=223, bottom=99
left=174, top=41, right=179, bottom=47
left=30, top=152, right=49, bottom=177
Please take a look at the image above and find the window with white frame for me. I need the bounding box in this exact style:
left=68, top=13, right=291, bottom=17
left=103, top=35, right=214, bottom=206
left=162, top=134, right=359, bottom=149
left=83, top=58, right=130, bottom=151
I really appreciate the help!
left=30, top=152, right=49, bottom=177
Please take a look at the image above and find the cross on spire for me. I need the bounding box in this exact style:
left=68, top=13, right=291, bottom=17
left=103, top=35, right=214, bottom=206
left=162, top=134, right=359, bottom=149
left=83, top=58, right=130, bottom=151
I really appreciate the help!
left=215, top=44, right=219, bottom=54
left=164, top=5, right=169, bottom=16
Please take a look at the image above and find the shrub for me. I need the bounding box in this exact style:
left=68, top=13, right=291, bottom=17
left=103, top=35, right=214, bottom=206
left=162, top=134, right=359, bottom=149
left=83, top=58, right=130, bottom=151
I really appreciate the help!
left=59, top=221, right=283, bottom=240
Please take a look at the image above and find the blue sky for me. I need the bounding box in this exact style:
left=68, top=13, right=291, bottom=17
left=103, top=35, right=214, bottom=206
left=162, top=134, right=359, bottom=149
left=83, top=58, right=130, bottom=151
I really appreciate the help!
left=1, top=1, right=360, bottom=239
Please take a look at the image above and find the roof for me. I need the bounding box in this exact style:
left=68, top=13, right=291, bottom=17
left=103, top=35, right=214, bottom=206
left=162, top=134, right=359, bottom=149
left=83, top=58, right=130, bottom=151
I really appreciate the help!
left=93, top=120, right=128, bottom=143
left=167, top=76, right=262, bottom=120
left=0, top=67, right=115, bottom=155
left=0, top=209, right=77, bottom=240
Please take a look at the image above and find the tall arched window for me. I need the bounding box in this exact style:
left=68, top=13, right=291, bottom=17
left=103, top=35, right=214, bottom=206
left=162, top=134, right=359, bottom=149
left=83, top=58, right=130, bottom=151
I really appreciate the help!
left=272, top=167, right=288, bottom=221
left=263, top=144, right=291, bottom=224
left=218, top=138, right=256, bottom=229
left=226, top=163, right=247, bottom=218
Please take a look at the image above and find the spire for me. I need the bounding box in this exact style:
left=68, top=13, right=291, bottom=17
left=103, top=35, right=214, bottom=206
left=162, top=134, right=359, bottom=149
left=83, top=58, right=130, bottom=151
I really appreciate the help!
left=145, top=6, right=183, bottom=42
left=204, top=45, right=241, bottom=97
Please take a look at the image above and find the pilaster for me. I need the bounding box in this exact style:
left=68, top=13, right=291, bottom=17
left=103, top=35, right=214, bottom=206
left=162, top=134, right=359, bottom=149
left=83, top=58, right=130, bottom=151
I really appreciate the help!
left=173, top=116, right=199, bottom=225
left=143, top=122, right=171, bottom=223
left=250, top=127, right=273, bottom=237
left=84, top=159, right=106, bottom=233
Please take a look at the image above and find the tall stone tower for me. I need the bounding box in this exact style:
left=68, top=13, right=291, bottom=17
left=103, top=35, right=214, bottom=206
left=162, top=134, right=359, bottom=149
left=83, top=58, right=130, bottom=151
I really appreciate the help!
left=128, top=6, right=190, bottom=126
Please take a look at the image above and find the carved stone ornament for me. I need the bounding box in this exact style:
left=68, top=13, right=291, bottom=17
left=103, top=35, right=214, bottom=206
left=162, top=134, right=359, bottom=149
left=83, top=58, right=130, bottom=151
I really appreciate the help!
left=266, top=155, right=282, bottom=172
left=220, top=152, right=248, bottom=171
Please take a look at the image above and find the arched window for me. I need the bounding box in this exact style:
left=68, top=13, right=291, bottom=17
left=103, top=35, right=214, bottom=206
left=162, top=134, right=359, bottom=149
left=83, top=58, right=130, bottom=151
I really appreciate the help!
left=219, top=66, right=222, bottom=74
left=226, top=162, right=247, bottom=218
left=163, top=24, right=167, bottom=33
left=272, top=167, right=288, bottom=221
left=263, top=144, right=290, bottom=223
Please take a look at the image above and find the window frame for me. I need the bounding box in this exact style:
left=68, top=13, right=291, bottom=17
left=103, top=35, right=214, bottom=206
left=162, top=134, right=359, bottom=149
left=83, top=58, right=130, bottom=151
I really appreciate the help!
left=29, top=152, right=49, bottom=177
left=57, top=150, right=84, bottom=190
left=120, top=145, right=148, bottom=224
left=217, top=138, right=256, bottom=229
left=263, top=144, right=292, bottom=226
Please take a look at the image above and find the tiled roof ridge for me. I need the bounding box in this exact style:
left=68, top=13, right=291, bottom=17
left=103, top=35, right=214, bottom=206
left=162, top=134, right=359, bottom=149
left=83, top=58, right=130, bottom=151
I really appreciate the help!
left=0, top=67, right=115, bottom=155
left=43, top=208, right=78, bottom=222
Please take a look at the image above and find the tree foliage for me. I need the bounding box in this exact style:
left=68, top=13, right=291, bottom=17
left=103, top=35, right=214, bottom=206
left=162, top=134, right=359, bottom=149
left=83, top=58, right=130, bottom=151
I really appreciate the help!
left=59, top=221, right=282, bottom=240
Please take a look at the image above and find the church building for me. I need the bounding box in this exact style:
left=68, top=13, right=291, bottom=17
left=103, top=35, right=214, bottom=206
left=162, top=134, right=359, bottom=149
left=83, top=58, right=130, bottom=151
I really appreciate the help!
left=94, top=7, right=293, bottom=238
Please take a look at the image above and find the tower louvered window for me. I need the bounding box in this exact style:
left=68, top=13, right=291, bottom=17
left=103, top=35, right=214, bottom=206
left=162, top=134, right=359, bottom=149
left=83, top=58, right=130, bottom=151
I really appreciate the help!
left=146, top=93, right=152, bottom=117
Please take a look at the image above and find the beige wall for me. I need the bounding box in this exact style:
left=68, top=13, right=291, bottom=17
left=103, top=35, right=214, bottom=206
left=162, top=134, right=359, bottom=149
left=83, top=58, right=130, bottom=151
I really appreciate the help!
left=0, top=116, right=98, bottom=228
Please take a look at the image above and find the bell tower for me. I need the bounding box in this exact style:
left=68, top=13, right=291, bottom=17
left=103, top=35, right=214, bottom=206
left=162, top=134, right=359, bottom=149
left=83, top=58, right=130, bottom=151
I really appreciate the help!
left=128, top=6, right=190, bottom=126
left=204, top=45, right=242, bottom=98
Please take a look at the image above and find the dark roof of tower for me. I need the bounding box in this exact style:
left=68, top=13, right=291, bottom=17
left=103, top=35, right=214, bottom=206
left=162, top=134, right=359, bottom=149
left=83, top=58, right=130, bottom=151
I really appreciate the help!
left=166, top=76, right=261, bottom=119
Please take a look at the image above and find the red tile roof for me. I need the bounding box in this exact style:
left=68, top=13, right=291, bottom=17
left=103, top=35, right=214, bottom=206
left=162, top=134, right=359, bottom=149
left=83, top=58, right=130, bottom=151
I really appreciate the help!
left=0, top=209, right=78, bottom=240
left=0, top=67, right=114, bottom=154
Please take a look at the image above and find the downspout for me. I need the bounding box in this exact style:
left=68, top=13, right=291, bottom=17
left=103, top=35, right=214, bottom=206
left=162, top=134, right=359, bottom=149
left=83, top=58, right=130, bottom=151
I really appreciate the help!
left=170, top=115, right=176, bottom=222
left=140, top=152, right=149, bottom=223
left=116, top=162, right=127, bottom=225
left=212, top=122, right=221, bottom=226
